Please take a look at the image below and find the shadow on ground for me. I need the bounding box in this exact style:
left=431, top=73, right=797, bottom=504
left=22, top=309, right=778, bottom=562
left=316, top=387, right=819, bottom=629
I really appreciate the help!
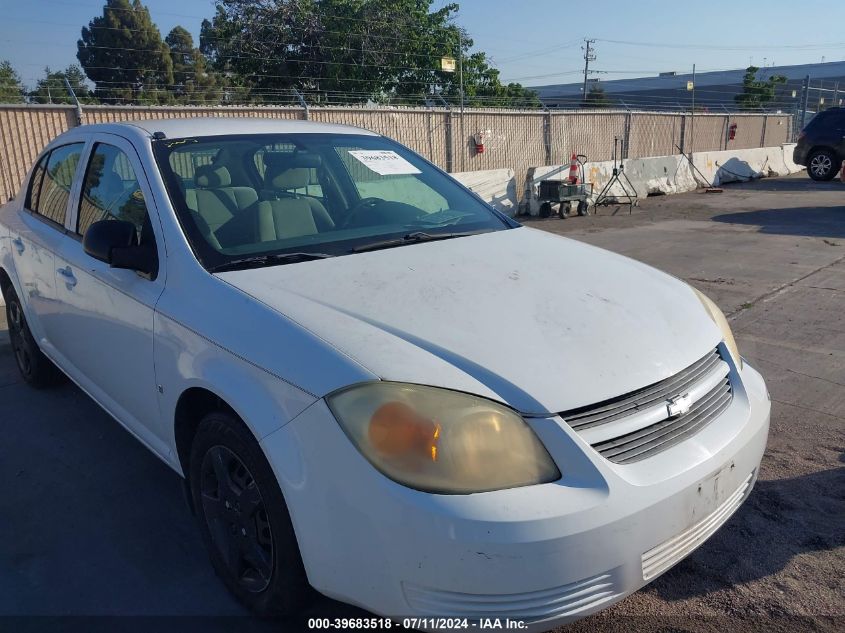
left=730, top=176, right=841, bottom=193
left=648, top=465, right=845, bottom=602
left=713, top=206, right=845, bottom=239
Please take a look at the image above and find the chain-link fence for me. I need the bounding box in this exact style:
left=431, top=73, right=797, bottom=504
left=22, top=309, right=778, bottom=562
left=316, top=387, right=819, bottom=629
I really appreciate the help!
left=0, top=103, right=793, bottom=201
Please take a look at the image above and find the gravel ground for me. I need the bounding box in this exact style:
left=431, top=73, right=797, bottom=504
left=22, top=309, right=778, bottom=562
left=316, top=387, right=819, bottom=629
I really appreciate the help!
left=528, top=174, right=845, bottom=633
left=1, top=173, right=842, bottom=632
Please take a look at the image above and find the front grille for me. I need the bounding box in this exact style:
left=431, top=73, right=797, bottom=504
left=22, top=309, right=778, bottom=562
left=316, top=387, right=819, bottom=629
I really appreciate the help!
left=561, top=349, right=733, bottom=464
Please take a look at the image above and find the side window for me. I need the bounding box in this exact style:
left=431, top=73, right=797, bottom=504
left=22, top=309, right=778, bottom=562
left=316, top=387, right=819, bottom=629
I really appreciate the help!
left=27, top=143, right=85, bottom=226
left=26, top=154, right=48, bottom=213
left=78, top=143, right=152, bottom=243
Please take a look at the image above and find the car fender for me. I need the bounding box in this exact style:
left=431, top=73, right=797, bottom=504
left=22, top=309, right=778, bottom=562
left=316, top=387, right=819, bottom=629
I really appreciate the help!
left=153, top=310, right=319, bottom=474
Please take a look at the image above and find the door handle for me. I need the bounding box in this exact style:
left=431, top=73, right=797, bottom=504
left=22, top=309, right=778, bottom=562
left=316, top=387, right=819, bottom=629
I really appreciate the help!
left=12, top=237, right=24, bottom=254
left=58, top=266, right=77, bottom=288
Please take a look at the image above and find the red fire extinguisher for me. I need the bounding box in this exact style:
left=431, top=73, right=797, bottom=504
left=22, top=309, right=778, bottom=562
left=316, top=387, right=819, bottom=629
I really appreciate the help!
left=728, top=123, right=738, bottom=141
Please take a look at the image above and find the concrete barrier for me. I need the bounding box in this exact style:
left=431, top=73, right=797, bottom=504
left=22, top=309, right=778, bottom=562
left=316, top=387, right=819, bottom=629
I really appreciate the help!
left=691, top=145, right=801, bottom=186
left=525, top=155, right=697, bottom=215
left=523, top=144, right=805, bottom=215
left=452, top=168, right=517, bottom=216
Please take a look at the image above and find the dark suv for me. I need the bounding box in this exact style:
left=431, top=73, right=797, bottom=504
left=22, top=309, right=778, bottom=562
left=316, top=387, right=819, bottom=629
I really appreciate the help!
left=794, top=108, right=845, bottom=181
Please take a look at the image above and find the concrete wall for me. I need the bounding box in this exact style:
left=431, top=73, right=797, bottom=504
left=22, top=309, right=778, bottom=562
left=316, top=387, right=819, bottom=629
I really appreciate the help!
left=524, top=144, right=805, bottom=215
left=452, top=168, right=517, bottom=216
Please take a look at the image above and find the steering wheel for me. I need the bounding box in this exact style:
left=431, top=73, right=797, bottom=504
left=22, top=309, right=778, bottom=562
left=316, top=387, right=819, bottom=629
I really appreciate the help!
left=341, top=197, right=385, bottom=229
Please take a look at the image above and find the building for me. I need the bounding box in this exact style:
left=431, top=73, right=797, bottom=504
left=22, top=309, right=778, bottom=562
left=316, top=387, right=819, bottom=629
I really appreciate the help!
left=531, top=60, right=845, bottom=114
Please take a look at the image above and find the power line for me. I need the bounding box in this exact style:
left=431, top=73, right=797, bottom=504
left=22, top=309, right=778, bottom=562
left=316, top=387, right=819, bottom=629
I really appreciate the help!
left=595, top=37, right=845, bottom=52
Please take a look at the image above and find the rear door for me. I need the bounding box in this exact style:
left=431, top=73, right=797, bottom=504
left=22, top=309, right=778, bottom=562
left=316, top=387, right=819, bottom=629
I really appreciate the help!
left=9, top=142, right=85, bottom=359
left=51, top=134, right=169, bottom=455
left=833, top=111, right=845, bottom=159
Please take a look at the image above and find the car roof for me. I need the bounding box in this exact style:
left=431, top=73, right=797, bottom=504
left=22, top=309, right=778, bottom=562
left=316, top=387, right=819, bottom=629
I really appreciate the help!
left=67, top=117, right=380, bottom=141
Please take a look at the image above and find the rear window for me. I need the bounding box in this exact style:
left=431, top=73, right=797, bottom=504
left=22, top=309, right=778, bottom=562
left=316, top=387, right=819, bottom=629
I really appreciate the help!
left=26, top=143, right=85, bottom=226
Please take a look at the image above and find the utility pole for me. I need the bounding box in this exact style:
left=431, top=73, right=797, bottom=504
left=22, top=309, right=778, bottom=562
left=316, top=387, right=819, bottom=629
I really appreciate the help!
left=458, top=29, right=465, bottom=171
left=582, top=39, right=596, bottom=105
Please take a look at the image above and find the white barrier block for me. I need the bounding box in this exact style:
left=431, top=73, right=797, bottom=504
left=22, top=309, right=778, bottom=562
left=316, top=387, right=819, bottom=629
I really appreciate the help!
left=452, top=168, right=517, bottom=216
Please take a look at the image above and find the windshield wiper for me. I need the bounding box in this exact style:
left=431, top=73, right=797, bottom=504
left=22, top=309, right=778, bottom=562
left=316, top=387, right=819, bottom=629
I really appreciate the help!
left=351, top=230, right=483, bottom=254
left=209, top=252, right=334, bottom=273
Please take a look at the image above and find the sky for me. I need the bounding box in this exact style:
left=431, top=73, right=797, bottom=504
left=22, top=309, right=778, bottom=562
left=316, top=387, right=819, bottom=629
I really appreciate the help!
left=2, top=0, right=844, bottom=90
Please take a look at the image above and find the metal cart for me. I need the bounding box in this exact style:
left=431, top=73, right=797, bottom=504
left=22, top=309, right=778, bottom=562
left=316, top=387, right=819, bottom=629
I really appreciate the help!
left=537, top=154, right=592, bottom=219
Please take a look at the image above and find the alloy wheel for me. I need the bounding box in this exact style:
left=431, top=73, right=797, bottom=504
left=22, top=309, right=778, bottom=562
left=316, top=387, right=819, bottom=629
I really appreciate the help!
left=8, top=300, right=33, bottom=378
left=810, top=153, right=833, bottom=178
left=200, top=445, right=274, bottom=593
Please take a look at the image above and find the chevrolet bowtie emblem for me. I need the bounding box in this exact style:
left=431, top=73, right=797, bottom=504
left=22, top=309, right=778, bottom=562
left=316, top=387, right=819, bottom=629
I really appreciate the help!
left=666, top=393, right=693, bottom=418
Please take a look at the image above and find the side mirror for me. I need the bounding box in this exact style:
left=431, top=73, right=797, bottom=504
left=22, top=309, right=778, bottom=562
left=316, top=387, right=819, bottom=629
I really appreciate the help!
left=83, top=220, right=157, bottom=277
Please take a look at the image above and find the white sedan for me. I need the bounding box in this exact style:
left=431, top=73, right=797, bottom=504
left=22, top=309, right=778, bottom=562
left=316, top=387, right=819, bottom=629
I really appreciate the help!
left=0, top=118, right=769, bottom=629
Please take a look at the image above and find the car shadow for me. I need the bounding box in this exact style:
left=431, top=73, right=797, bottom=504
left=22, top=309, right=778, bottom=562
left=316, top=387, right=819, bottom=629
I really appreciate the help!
left=712, top=206, right=845, bottom=239
left=646, top=465, right=845, bottom=602
left=727, top=175, right=841, bottom=193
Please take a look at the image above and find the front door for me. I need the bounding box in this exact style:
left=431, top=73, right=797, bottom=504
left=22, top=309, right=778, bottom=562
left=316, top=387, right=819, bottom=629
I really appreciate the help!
left=51, top=134, right=169, bottom=456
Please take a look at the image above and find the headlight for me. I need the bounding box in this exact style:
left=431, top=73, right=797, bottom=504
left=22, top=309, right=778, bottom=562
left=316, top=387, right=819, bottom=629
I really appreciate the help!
left=692, top=287, right=742, bottom=369
left=326, top=382, right=561, bottom=494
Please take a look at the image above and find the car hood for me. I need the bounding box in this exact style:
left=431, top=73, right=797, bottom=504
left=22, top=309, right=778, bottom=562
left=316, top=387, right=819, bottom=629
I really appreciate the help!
left=216, top=227, right=721, bottom=415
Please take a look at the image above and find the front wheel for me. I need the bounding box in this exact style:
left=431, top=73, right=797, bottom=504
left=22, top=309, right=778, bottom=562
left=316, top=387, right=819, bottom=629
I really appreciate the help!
left=5, top=286, right=63, bottom=388
left=190, top=412, right=312, bottom=615
left=807, top=149, right=838, bottom=181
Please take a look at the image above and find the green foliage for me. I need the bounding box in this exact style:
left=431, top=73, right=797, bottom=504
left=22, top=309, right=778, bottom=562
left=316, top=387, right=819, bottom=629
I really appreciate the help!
left=165, top=26, right=225, bottom=104
left=200, top=0, right=539, bottom=107
left=30, top=65, right=96, bottom=104
left=0, top=60, right=26, bottom=103
left=734, top=66, right=787, bottom=111
left=585, top=84, right=611, bottom=108
left=77, top=0, right=174, bottom=104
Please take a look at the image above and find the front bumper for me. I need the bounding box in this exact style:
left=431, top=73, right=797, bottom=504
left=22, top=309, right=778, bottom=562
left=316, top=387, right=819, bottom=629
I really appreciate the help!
left=793, top=142, right=809, bottom=166
left=262, top=362, right=770, bottom=631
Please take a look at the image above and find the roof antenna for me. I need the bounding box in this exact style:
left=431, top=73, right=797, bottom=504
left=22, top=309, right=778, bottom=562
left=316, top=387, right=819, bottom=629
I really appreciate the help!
left=63, top=77, right=84, bottom=126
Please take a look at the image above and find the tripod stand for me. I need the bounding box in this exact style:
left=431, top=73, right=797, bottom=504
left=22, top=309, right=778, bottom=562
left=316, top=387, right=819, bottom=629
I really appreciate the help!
left=594, top=137, right=638, bottom=214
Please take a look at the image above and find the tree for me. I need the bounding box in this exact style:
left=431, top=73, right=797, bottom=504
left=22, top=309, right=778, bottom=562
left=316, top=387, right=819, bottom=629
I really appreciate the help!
left=0, top=60, right=26, bottom=103
left=585, top=84, right=611, bottom=108
left=200, top=0, right=539, bottom=107
left=77, top=0, right=174, bottom=104
left=30, top=65, right=96, bottom=104
left=165, top=26, right=224, bottom=104
left=734, top=66, right=787, bottom=111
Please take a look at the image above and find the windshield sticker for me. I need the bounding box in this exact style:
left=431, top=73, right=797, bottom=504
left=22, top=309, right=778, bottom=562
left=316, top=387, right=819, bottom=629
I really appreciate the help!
left=348, top=150, right=421, bottom=175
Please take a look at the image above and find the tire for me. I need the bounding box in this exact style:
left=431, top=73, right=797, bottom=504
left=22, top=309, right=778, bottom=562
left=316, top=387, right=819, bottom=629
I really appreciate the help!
left=539, top=202, right=552, bottom=218
left=577, top=200, right=590, bottom=216
left=4, top=285, right=63, bottom=388
left=807, top=149, right=838, bottom=181
left=189, top=411, right=312, bottom=616
left=558, top=202, right=570, bottom=219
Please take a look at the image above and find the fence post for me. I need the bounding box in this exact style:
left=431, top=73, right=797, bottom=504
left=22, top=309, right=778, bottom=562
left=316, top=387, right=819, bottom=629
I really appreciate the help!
left=623, top=110, right=632, bottom=159
left=543, top=107, right=552, bottom=165
left=760, top=115, right=768, bottom=147
left=291, top=88, right=309, bottom=120
left=679, top=115, right=686, bottom=154
left=444, top=108, right=454, bottom=173
left=63, top=77, right=84, bottom=126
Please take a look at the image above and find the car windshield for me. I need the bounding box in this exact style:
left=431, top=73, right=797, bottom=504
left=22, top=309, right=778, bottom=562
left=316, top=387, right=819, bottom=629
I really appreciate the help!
left=153, top=133, right=512, bottom=271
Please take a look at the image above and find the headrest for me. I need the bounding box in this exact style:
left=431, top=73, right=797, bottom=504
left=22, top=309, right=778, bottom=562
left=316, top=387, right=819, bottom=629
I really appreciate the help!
left=267, top=166, right=310, bottom=190
left=195, top=164, right=232, bottom=188
left=264, top=153, right=321, bottom=190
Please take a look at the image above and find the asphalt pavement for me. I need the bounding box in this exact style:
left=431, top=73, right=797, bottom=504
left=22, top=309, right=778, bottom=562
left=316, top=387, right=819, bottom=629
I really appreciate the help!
left=1, top=173, right=842, bottom=632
